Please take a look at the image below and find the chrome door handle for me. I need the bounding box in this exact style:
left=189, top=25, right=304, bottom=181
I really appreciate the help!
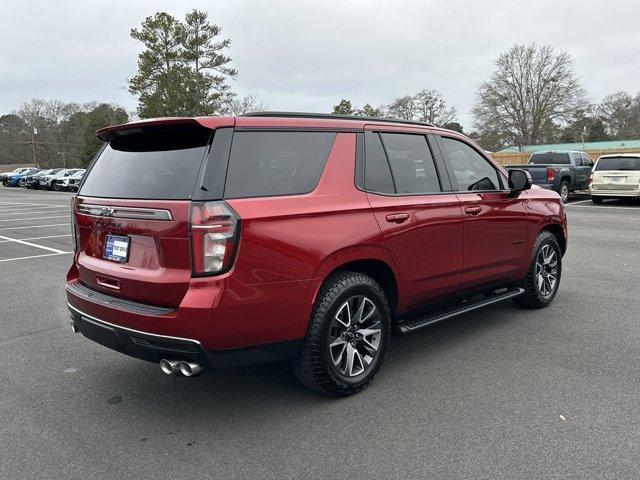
left=385, top=213, right=409, bottom=223
left=464, top=206, right=482, bottom=216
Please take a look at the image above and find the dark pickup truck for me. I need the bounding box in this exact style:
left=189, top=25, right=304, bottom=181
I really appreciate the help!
left=505, top=151, right=593, bottom=202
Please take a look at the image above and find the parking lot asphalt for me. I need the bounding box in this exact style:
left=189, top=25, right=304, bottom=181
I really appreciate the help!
left=1, top=188, right=639, bottom=480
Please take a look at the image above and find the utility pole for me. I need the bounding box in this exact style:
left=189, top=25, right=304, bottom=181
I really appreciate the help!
left=31, top=127, right=38, bottom=167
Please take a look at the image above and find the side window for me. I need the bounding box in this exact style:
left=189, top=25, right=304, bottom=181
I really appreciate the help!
left=440, top=137, right=501, bottom=191
left=573, top=153, right=583, bottom=165
left=224, top=131, right=335, bottom=198
left=379, top=133, right=441, bottom=194
left=581, top=153, right=593, bottom=167
left=364, top=132, right=395, bottom=194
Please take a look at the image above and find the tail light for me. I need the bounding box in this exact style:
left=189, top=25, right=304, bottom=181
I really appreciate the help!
left=190, top=201, right=240, bottom=276
left=588, top=173, right=593, bottom=185
left=546, top=167, right=556, bottom=182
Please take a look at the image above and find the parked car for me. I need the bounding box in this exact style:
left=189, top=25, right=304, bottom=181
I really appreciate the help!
left=55, top=169, right=85, bottom=191
left=589, top=153, right=640, bottom=203
left=66, top=113, right=567, bottom=396
left=19, top=169, right=51, bottom=188
left=504, top=151, right=593, bottom=202
left=1, top=167, right=38, bottom=186
left=66, top=170, right=86, bottom=192
left=28, top=168, right=63, bottom=189
left=39, top=169, right=81, bottom=190
left=4, top=168, right=41, bottom=187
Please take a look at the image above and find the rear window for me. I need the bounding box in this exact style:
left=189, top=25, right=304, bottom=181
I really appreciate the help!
left=224, top=131, right=335, bottom=198
left=529, top=153, right=570, bottom=165
left=595, top=156, right=640, bottom=171
left=80, top=124, right=210, bottom=199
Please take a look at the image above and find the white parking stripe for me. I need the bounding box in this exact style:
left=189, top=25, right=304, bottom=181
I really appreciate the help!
left=567, top=199, right=593, bottom=205
left=0, top=223, right=69, bottom=231
left=0, top=215, right=69, bottom=223
left=0, top=234, right=69, bottom=254
left=0, top=252, right=72, bottom=263
left=0, top=202, right=70, bottom=208
left=566, top=204, right=639, bottom=210
left=0, top=234, right=72, bottom=243
left=0, top=208, right=70, bottom=217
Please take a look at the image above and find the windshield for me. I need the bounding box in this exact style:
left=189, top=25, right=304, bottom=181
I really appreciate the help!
left=595, top=156, right=640, bottom=171
left=529, top=153, right=570, bottom=165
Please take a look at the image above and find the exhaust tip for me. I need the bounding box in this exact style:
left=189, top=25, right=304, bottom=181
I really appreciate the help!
left=178, top=361, right=203, bottom=377
left=159, top=359, right=180, bottom=375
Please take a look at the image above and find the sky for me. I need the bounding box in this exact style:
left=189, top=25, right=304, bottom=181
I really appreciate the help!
left=1, top=0, right=639, bottom=130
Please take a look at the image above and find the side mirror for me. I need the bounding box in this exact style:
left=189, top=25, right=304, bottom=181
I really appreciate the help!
left=508, top=169, right=532, bottom=195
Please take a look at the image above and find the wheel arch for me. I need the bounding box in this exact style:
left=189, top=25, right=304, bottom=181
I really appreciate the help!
left=540, top=223, right=566, bottom=255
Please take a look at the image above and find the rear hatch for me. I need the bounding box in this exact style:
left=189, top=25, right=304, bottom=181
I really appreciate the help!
left=73, top=122, right=214, bottom=309
left=592, top=156, right=640, bottom=191
left=527, top=152, right=571, bottom=184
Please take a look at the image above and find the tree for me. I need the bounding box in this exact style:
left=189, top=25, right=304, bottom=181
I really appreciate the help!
left=129, top=10, right=237, bottom=118
left=472, top=44, right=589, bottom=148
left=598, top=91, right=640, bottom=139
left=356, top=104, right=385, bottom=117
left=80, top=104, right=129, bottom=166
left=223, top=93, right=268, bottom=116
left=387, top=90, right=457, bottom=126
left=332, top=99, right=355, bottom=115
left=387, top=95, right=415, bottom=121
left=441, top=121, right=464, bottom=134
left=0, top=114, right=30, bottom=164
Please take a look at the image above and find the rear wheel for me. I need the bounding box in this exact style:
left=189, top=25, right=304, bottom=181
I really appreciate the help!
left=292, top=271, right=391, bottom=397
left=591, top=196, right=603, bottom=204
left=514, top=230, right=562, bottom=309
left=558, top=181, right=570, bottom=203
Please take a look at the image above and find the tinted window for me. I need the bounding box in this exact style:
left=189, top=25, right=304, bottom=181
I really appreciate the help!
left=529, top=153, right=571, bottom=165
left=573, top=153, right=583, bottom=166
left=440, top=137, right=501, bottom=191
left=80, top=124, right=210, bottom=199
left=595, top=156, right=640, bottom=171
left=224, top=131, right=335, bottom=198
left=581, top=153, right=593, bottom=167
left=364, top=132, right=394, bottom=194
left=380, top=133, right=440, bottom=194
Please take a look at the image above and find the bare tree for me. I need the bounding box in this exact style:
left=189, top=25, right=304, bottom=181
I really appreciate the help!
left=472, top=44, right=589, bottom=148
left=222, top=93, right=268, bottom=115
left=387, top=90, right=456, bottom=126
left=598, top=91, right=640, bottom=139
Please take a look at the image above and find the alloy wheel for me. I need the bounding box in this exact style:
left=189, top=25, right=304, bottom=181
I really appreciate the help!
left=328, top=295, right=382, bottom=378
left=535, top=244, right=558, bottom=297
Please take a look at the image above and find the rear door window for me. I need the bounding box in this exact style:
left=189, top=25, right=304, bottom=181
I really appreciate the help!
left=529, top=153, right=570, bottom=165
left=224, top=131, right=335, bottom=198
left=364, top=132, right=395, bottom=194
left=80, top=124, right=211, bottom=199
left=379, top=133, right=441, bottom=194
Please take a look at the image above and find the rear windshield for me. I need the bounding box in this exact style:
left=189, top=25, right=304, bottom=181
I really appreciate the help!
left=79, top=124, right=210, bottom=199
left=224, top=131, right=335, bottom=198
left=529, top=153, right=570, bottom=165
left=595, top=156, right=640, bottom=171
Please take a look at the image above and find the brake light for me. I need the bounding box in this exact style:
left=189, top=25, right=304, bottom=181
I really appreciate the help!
left=588, top=173, right=593, bottom=185
left=546, top=167, right=556, bottom=182
left=190, top=201, right=240, bottom=275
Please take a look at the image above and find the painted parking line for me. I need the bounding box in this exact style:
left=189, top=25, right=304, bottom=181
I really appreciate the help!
left=0, top=208, right=70, bottom=217
left=0, top=252, right=72, bottom=263
left=0, top=215, right=69, bottom=223
left=567, top=199, right=593, bottom=205
left=565, top=204, right=640, bottom=210
left=0, top=201, right=71, bottom=208
left=0, top=234, right=72, bottom=243
left=0, top=234, right=70, bottom=254
left=0, top=223, right=69, bottom=231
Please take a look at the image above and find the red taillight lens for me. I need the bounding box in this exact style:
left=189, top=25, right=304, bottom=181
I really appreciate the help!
left=588, top=173, right=593, bottom=185
left=546, top=167, right=555, bottom=182
left=190, top=201, right=240, bottom=275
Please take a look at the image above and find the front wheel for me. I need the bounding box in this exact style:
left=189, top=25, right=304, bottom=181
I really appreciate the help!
left=514, top=230, right=562, bottom=309
left=292, top=271, right=391, bottom=397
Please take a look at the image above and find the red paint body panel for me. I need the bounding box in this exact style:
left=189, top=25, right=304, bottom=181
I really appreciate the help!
left=68, top=115, right=568, bottom=354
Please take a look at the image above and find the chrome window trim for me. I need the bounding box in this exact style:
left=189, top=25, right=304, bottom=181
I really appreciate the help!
left=76, top=204, right=173, bottom=221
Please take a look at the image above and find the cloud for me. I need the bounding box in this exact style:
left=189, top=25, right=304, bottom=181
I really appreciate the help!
left=1, top=0, right=639, bottom=130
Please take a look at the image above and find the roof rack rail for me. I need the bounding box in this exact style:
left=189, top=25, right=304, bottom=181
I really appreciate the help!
left=240, top=111, right=435, bottom=128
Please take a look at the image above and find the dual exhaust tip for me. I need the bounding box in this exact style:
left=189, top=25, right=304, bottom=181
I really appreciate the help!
left=159, top=359, right=203, bottom=377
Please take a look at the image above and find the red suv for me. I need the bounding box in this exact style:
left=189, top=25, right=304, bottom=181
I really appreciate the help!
left=67, top=113, right=567, bottom=396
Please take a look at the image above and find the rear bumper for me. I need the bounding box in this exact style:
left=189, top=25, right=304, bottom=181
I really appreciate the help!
left=68, top=303, right=302, bottom=369
left=589, top=188, right=640, bottom=198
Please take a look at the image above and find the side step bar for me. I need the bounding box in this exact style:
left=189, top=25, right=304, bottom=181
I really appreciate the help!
left=392, top=287, right=525, bottom=336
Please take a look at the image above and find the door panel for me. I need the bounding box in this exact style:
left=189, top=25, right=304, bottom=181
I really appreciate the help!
left=456, top=192, right=528, bottom=289
left=368, top=193, right=463, bottom=307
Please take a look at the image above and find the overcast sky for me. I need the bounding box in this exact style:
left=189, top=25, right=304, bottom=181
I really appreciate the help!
left=1, top=0, right=639, bottom=129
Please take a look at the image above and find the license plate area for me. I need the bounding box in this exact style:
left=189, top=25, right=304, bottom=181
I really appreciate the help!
left=103, top=234, right=130, bottom=263
left=607, top=176, right=626, bottom=184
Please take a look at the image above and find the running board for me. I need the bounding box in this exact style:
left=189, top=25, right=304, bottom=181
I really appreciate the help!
left=392, top=287, right=525, bottom=336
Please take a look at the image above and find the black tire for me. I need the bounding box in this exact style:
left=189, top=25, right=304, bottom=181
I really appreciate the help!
left=292, top=271, right=391, bottom=397
left=514, top=230, right=562, bottom=309
left=558, top=181, right=570, bottom=203
left=591, top=197, right=603, bottom=204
